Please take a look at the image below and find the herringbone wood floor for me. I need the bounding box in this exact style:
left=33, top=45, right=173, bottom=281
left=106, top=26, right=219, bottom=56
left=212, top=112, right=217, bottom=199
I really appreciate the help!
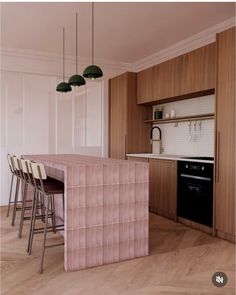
left=1, top=206, right=235, bottom=295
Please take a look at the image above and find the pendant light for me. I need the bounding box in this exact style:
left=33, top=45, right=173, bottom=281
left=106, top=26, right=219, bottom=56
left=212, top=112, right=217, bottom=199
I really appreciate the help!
left=68, top=13, right=86, bottom=86
left=56, top=27, right=72, bottom=92
left=83, top=2, right=103, bottom=80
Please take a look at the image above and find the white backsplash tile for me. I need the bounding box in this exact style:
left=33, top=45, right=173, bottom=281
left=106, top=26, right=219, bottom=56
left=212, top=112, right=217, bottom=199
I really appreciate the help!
left=152, top=95, right=215, bottom=157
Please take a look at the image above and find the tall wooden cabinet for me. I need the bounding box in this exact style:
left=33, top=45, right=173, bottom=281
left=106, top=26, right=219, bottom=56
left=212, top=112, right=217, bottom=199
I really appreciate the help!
left=109, top=72, right=151, bottom=159
left=215, top=27, right=235, bottom=242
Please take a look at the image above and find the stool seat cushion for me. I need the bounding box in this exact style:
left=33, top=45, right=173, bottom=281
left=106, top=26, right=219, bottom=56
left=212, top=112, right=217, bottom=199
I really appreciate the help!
left=41, top=178, right=64, bottom=194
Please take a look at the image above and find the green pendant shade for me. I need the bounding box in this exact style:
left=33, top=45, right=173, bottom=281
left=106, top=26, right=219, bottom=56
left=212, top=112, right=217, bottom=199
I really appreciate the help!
left=56, top=82, right=72, bottom=92
left=83, top=65, right=103, bottom=79
left=68, top=74, right=86, bottom=86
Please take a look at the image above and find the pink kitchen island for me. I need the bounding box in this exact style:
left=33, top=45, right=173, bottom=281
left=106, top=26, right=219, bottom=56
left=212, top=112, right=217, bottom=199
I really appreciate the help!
left=24, top=154, right=149, bottom=272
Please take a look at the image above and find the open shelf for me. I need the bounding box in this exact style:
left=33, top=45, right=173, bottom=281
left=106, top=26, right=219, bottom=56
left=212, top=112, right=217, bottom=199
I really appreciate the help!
left=144, top=113, right=215, bottom=124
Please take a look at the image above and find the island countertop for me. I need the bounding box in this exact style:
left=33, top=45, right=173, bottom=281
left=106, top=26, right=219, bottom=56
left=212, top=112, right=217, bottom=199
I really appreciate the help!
left=23, top=154, right=149, bottom=272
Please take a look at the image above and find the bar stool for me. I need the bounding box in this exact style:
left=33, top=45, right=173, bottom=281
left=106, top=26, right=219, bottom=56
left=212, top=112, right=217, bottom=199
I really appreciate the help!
left=11, top=156, right=22, bottom=226
left=18, top=159, right=43, bottom=239
left=29, top=162, right=64, bottom=273
left=6, top=154, right=16, bottom=217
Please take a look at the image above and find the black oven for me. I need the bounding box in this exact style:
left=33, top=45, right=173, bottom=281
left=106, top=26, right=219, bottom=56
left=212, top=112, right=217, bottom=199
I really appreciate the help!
left=177, top=158, right=213, bottom=227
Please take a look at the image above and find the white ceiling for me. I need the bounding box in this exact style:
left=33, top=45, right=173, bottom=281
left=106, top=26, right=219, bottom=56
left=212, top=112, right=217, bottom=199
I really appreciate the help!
left=1, top=2, right=235, bottom=63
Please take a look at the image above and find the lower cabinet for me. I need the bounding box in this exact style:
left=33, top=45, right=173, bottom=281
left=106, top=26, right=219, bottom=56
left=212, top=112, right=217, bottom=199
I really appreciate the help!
left=127, top=157, right=177, bottom=221
left=149, top=159, right=177, bottom=221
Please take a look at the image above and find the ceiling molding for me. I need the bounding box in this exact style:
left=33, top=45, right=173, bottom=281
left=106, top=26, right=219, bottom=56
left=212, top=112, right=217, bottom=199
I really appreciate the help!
left=1, top=47, right=132, bottom=72
left=132, top=17, right=235, bottom=72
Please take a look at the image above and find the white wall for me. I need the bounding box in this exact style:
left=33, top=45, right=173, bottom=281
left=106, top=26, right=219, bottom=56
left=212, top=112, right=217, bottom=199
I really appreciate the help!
left=152, top=95, right=215, bottom=157
left=0, top=51, right=128, bottom=205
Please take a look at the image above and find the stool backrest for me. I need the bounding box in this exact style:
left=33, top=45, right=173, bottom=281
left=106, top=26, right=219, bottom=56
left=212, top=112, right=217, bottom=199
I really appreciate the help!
left=12, top=156, right=20, bottom=171
left=30, top=162, right=47, bottom=180
left=30, top=162, right=47, bottom=193
left=20, top=159, right=32, bottom=174
left=20, top=159, right=32, bottom=183
left=7, top=154, right=14, bottom=173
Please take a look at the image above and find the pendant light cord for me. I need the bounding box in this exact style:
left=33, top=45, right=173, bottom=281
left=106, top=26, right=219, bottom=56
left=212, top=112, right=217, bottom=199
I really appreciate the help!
left=76, top=12, right=78, bottom=74
left=92, top=2, right=94, bottom=65
left=63, top=27, right=65, bottom=82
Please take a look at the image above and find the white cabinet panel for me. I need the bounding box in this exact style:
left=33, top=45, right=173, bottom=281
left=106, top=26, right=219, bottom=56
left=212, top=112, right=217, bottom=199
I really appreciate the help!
left=0, top=73, right=7, bottom=147
left=57, top=90, right=73, bottom=153
left=85, top=81, right=102, bottom=147
left=23, top=75, right=55, bottom=154
left=6, top=73, right=23, bottom=147
left=74, top=86, right=86, bottom=147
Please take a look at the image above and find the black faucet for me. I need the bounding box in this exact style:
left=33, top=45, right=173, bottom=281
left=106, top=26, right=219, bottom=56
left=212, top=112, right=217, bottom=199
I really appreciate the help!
left=150, top=126, right=162, bottom=143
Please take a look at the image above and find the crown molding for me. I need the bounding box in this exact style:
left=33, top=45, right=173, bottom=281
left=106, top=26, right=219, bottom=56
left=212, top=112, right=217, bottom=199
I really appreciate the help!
left=0, top=47, right=132, bottom=72
left=132, top=17, right=235, bottom=72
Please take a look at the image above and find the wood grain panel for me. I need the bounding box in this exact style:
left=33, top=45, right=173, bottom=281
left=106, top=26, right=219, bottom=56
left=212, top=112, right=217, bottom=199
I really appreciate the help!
left=215, top=27, right=235, bottom=241
left=149, top=159, right=177, bottom=220
left=137, top=66, right=156, bottom=104
left=217, top=27, right=235, bottom=83
left=109, top=72, right=152, bottom=159
left=137, top=43, right=216, bottom=104
left=215, top=80, right=235, bottom=236
left=187, top=43, right=216, bottom=94
left=109, top=74, right=127, bottom=159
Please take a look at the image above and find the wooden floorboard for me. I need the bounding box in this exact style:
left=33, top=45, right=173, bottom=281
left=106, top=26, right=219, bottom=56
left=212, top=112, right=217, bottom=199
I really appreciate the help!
left=1, top=206, right=235, bottom=295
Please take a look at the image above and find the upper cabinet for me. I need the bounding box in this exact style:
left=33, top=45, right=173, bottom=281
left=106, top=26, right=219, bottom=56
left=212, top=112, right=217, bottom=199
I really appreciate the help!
left=109, top=72, right=151, bottom=159
left=137, top=43, right=216, bottom=104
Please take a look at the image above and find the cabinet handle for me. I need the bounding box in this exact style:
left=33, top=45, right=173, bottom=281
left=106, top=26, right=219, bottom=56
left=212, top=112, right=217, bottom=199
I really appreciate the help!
left=124, top=135, right=127, bottom=160
left=216, top=131, right=220, bottom=182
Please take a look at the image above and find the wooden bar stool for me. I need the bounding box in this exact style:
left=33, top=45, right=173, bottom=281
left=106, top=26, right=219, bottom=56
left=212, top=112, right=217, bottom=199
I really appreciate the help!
left=29, top=162, right=64, bottom=273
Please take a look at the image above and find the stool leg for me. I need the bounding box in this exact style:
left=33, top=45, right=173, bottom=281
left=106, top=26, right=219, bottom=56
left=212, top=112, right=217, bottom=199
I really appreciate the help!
left=40, top=193, right=45, bottom=222
left=27, top=189, right=37, bottom=253
left=6, top=174, right=14, bottom=217
left=62, top=194, right=65, bottom=220
left=40, top=195, right=50, bottom=274
left=28, top=191, right=39, bottom=255
left=18, top=181, right=28, bottom=238
left=51, top=194, right=56, bottom=233
left=11, top=177, right=20, bottom=226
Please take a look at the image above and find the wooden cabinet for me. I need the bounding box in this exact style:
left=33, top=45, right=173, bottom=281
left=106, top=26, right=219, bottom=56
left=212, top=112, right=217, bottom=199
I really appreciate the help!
left=137, top=43, right=216, bottom=104
left=215, top=27, right=235, bottom=242
left=149, top=159, right=177, bottom=220
left=109, top=72, right=151, bottom=159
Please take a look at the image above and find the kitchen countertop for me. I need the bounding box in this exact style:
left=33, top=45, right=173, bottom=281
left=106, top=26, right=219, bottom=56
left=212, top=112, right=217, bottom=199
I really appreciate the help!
left=126, top=153, right=214, bottom=164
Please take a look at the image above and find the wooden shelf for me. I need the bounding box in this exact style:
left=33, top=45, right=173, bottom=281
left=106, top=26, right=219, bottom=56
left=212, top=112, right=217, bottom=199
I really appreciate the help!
left=144, top=113, right=215, bottom=124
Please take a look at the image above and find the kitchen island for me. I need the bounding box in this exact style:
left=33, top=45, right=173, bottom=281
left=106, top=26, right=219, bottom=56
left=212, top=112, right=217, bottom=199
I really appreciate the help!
left=23, top=154, right=149, bottom=272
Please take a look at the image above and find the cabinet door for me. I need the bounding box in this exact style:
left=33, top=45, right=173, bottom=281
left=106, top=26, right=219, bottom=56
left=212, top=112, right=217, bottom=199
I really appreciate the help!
left=187, top=43, right=216, bottom=94
left=109, top=74, right=127, bottom=159
left=137, top=66, right=156, bottom=104
left=215, top=27, right=235, bottom=240
left=149, top=159, right=177, bottom=220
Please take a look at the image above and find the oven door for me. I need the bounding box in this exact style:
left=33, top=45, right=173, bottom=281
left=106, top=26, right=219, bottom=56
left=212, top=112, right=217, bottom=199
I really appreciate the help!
left=177, top=173, right=213, bottom=227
